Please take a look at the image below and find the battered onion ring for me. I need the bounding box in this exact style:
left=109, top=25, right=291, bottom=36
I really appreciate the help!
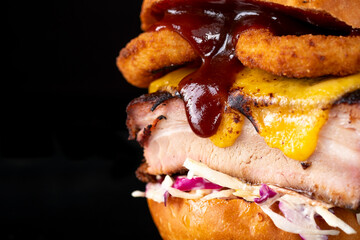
left=236, top=28, right=360, bottom=78
left=116, top=30, right=198, bottom=88
left=117, top=28, right=360, bottom=87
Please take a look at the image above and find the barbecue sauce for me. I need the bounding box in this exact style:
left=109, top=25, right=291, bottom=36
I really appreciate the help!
left=150, top=0, right=356, bottom=138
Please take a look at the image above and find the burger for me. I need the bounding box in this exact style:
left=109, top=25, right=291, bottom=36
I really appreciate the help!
left=117, top=0, right=360, bottom=239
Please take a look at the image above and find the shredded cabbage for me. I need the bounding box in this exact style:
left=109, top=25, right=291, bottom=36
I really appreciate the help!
left=145, top=183, right=166, bottom=203
left=201, top=189, right=235, bottom=201
left=173, top=176, right=222, bottom=191
left=183, top=158, right=254, bottom=191
left=131, top=157, right=357, bottom=238
left=254, top=184, right=277, bottom=204
left=315, top=206, right=356, bottom=234
left=261, top=205, right=339, bottom=236
left=162, top=175, right=174, bottom=189
left=131, top=190, right=145, bottom=198
left=279, top=199, right=329, bottom=240
left=167, top=187, right=204, bottom=199
left=233, top=188, right=259, bottom=202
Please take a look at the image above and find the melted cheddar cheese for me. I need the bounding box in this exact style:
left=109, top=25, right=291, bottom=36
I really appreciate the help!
left=209, top=107, right=244, bottom=148
left=149, top=68, right=195, bottom=94
left=149, top=67, right=360, bottom=161
left=233, top=68, right=360, bottom=160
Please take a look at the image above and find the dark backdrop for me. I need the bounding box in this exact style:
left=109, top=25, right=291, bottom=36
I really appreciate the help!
left=3, top=0, right=161, bottom=239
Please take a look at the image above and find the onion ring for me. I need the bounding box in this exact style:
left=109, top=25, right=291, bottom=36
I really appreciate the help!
left=236, top=28, right=360, bottom=78
left=117, top=28, right=360, bottom=87
left=116, top=29, right=198, bottom=88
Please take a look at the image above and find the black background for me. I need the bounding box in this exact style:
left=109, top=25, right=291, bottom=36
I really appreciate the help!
left=3, top=0, right=161, bottom=239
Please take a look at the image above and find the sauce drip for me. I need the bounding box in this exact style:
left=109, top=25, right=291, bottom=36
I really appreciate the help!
left=150, top=0, right=355, bottom=138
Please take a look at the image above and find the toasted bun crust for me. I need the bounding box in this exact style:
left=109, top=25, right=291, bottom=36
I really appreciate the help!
left=258, top=0, right=360, bottom=28
left=148, top=197, right=360, bottom=240
left=140, top=0, right=360, bottom=30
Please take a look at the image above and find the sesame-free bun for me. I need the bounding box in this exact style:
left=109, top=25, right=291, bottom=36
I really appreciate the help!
left=148, top=197, right=360, bottom=240
left=258, top=0, right=360, bottom=28
left=140, top=0, right=360, bottom=30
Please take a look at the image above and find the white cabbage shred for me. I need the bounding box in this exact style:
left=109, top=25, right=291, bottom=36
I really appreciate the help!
left=315, top=206, right=356, bottom=234
left=183, top=158, right=253, bottom=191
left=132, top=157, right=357, bottom=237
left=201, top=189, right=235, bottom=201
left=261, top=205, right=339, bottom=237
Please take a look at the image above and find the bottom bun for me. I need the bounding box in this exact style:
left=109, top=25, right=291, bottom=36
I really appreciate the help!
left=148, top=197, right=360, bottom=240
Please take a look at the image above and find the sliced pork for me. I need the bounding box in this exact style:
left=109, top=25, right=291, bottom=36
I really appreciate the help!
left=126, top=92, right=360, bottom=210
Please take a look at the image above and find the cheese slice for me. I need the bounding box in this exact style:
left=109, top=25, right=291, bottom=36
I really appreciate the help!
left=209, top=107, right=244, bottom=148
left=149, top=67, right=195, bottom=94
left=232, top=68, right=360, bottom=160
left=149, top=67, right=360, bottom=161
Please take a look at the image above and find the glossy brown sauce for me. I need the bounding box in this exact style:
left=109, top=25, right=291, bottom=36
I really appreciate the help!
left=149, top=0, right=356, bottom=138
